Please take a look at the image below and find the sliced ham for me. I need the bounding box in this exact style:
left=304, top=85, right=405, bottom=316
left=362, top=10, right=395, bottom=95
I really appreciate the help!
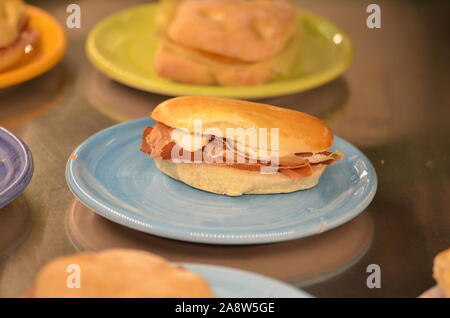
left=278, top=155, right=309, bottom=169
left=141, top=123, right=343, bottom=180
left=279, top=165, right=313, bottom=181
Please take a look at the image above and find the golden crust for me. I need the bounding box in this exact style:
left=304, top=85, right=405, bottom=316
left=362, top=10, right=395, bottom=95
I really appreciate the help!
left=156, top=159, right=326, bottom=196
left=32, top=249, right=213, bottom=298
left=167, top=0, right=297, bottom=62
left=433, top=248, right=450, bottom=297
left=151, top=96, right=334, bottom=155
left=154, top=41, right=273, bottom=86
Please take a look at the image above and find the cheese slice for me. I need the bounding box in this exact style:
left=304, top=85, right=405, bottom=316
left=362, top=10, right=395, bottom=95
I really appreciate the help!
left=171, top=128, right=210, bottom=152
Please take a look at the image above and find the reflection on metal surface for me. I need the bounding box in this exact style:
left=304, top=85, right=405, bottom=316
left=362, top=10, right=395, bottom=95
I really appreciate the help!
left=259, top=77, right=349, bottom=122
left=66, top=200, right=374, bottom=286
left=85, top=69, right=167, bottom=122
left=85, top=68, right=349, bottom=123
left=0, top=198, right=32, bottom=258
left=0, top=66, right=68, bottom=129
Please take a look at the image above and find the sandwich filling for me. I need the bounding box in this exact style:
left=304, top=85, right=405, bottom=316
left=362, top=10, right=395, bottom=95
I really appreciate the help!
left=141, top=122, right=343, bottom=181
left=0, top=17, right=37, bottom=56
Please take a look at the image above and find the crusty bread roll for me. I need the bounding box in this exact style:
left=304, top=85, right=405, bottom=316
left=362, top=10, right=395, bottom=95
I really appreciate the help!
left=152, top=96, right=333, bottom=156
left=0, top=0, right=27, bottom=48
left=0, top=0, right=38, bottom=72
left=167, top=0, right=297, bottom=62
left=141, top=96, right=342, bottom=196
left=154, top=0, right=298, bottom=86
left=433, top=248, right=450, bottom=297
left=156, top=159, right=326, bottom=196
left=32, top=249, right=213, bottom=298
left=154, top=41, right=273, bottom=86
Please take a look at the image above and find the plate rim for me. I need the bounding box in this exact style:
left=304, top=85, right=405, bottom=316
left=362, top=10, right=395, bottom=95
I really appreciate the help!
left=0, top=5, right=67, bottom=88
left=85, top=3, right=353, bottom=99
left=180, top=262, right=311, bottom=298
left=0, top=127, right=34, bottom=208
left=66, top=117, right=377, bottom=245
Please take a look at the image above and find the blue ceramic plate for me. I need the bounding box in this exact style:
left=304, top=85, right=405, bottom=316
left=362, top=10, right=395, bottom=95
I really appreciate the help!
left=66, top=118, right=377, bottom=245
left=182, top=263, right=310, bottom=298
left=0, top=127, right=33, bottom=208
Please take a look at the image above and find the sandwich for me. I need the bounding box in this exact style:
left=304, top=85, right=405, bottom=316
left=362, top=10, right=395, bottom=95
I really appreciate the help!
left=154, top=0, right=299, bottom=86
left=0, top=0, right=38, bottom=72
left=140, top=96, right=343, bottom=196
left=30, top=249, right=213, bottom=298
left=433, top=247, right=450, bottom=297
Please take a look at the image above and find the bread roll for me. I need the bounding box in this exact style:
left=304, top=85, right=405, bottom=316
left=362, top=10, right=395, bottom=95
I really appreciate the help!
left=154, top=0, right=298, bottom=86
left=154, top=41, right=273, bottom=86
left=32, top=249, right=213, bottom=298
left=167, top=0, right=297, bottom=62
left=141, top=97, right=342, bottom=195
left=433, top=248, right=450, bottom=297
left=152, top=96, right=333, bottom=156
left=156, top=159, right=326, bottom=196
left=0, top=0, right=37, bottom=72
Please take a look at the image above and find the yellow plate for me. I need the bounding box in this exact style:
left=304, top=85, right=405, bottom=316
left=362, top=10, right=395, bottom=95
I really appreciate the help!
left=86, top=3, right=353, bottom=99
left=0, top=6, right=67, bottom=88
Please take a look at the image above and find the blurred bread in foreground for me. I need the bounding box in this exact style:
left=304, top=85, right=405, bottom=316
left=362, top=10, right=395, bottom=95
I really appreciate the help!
left=154, top=0, right=298, bottom=86
left=433, top=248, right=450, bottom=297
left=31, top=249, right=213, bottom=298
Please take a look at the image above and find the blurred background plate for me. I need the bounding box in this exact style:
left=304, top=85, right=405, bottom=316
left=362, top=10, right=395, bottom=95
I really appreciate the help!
left=182, top=263, right=311, bottom=298
left=0, top=6, right=67, bottom=88
left=86, top=3, right=353, bottom=99
left=66, top=118, right=377, bottom=245
left=0, top=127, right=33, bottom=209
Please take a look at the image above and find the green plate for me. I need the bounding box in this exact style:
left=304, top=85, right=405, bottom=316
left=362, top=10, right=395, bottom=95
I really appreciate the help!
left=86, top=3, right=353, bottom=99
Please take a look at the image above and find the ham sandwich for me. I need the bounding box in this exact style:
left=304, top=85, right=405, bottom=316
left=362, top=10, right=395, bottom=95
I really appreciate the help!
left=141, top=122, right=344, bottom=181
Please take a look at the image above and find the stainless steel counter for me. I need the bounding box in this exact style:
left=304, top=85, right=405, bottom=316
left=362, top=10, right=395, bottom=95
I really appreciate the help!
left=0, top=0, right=449, bottom=298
